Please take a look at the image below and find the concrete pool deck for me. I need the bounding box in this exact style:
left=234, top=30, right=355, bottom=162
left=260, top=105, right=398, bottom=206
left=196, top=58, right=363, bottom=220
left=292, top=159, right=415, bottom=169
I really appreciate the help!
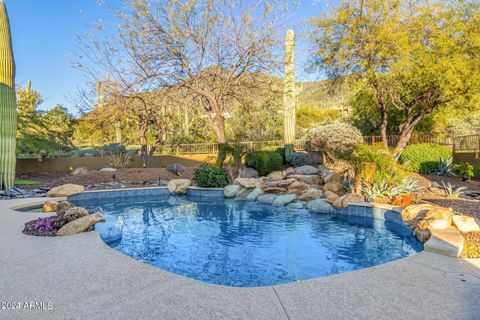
left=1, top=198, right=479, bottom=320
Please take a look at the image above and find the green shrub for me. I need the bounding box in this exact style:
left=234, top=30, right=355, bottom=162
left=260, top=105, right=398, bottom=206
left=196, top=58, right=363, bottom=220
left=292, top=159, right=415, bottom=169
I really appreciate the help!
left=262, top=146, right=286, bottom=164
left=103, top=143, right=126, bottom=154
left=400, top=143, right=452, bottom=173
left=454, top=162, right=475, bottom=180
left=245, top=151, right=283, bottom=176
left=349, top=144, right=411, bottom=186
left=193, top=165, right=230, bottom=188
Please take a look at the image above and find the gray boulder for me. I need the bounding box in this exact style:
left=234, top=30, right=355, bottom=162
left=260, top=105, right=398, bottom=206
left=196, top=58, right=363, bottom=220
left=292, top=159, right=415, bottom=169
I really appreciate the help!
left=224, top=185, right=243, bottom=198
left=239, top=167, right=259, bottom=179
left=257, top=194, right=277, bottom=205
left=167, top=163, right=186, bottom=176
left=272, top=194, right=297, bottom=206
left=307, top=199, right=335, bottom=213
left=295, top=165, right=319, bottom=175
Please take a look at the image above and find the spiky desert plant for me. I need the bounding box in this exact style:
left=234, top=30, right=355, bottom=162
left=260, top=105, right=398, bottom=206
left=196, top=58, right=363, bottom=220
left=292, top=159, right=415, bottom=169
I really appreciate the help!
left=0, top=0, right=17, bottom=190
left=283, top=29, right=296, bottom=146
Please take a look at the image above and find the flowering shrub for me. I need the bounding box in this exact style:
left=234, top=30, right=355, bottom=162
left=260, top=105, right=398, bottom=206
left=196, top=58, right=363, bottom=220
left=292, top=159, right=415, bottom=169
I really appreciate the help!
left=23, top=215, right=76, bottom=236
left=305, top=123, right=363, bottom=160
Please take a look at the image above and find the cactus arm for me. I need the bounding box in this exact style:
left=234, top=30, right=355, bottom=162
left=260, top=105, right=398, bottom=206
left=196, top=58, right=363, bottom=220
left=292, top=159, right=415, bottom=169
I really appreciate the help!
left=0, top=0, right=17, bottom=190
left=283, top=29, right=296, bottom=146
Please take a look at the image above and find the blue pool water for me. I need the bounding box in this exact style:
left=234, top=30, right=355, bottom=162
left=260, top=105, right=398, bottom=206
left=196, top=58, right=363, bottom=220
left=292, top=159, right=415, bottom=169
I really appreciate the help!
left=73, top=195, right=423, bottom=287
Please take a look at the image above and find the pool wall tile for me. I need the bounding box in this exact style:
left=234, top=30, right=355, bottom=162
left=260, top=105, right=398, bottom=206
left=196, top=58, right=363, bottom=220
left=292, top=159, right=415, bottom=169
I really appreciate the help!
left=68, top=187, right=169, bottom=201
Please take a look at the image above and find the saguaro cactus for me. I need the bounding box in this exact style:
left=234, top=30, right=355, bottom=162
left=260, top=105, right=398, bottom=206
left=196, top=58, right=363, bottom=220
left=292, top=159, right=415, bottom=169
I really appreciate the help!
left=283, top=29, right=296, bottom=146
left=0, top=0, right=17, bottom=190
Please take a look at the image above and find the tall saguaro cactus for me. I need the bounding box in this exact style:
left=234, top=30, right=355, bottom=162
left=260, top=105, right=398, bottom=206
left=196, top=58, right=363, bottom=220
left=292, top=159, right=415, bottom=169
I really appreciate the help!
left=283, top=29, right=296, bottom=146
left=0, top=0, right=17, bottom=190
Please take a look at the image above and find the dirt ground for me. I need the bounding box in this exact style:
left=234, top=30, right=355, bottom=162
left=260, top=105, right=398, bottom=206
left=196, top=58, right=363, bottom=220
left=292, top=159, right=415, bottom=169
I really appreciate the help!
left=419, top=174, right=480, bottom=219
left=16, top=168, right=196, bottom=190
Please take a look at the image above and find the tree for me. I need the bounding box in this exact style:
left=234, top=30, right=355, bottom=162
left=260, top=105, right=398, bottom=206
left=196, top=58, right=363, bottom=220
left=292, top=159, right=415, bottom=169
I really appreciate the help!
left=310, top=0, right=480, bottom=157
left=76, top=0, right=287, bottom=150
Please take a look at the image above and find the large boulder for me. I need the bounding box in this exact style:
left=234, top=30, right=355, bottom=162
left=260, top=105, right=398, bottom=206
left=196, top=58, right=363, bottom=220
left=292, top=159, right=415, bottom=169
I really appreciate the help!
left=98, top=167, right=117, bottom=172
left=323, top=181, right=343, bottom=193
left=264, top=179, right=296, bottom=188
left=57, top=213, right=106, bottom=236
left=263, top=186, right=287, bottom=194
left=287, top=181, right=309, bottom=195
left=294, top=165, right=319, bottom=175
left=414, top=227, right=431, bottom=243
left=64, top=207, right=89, bottom=219
left=167, top=179, right=191, bottom=194
left=71, top=167, right=88, bottom=176
left=272, top=194, right=297, bottom=206
left=307, top=199, right=335, bottom=213
left=333, top=193, right=365, bottom=209
left=224, top=185, right=243, bottom=198
left=324, top=190, right=339, bottom=202
left=323, top=172, right=341, bottom=184
left=318, top=166, right=330, bottom=179
left=285, top=167, right=296, bottom=176
left=246, top=187, right=264, bottom=201
left=239, top=167, right=259, bottom=179
left=43, top=201, right=58, bottom=213
left=452, top=215, right=480, bottom=233
left=298, top=189, right=323, bottom=201
left=416, top=207, right=453, bottom=230
left=56, top=201, right=75, bottom=216
left=401, top=204, right=434, bottom=222
left=288, top=175, right=320, bottom=185
left=234, top=178, right=261, bottom=189
left=167, top=163, right=186, bottom=176
left=267, top=171, right=286, bottom=181
left=47, top=184, right=85, bottom=197
left=257, top=194, right=278, bottom=205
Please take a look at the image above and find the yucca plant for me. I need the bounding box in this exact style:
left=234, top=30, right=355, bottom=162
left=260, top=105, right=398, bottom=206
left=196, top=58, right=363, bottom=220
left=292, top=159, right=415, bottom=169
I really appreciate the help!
left=0, top=0, right=17, bottom=190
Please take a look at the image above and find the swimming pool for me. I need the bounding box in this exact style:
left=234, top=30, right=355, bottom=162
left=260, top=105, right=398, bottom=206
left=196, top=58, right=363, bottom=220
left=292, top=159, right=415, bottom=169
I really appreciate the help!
left=73, top=195, right=423, bottom=287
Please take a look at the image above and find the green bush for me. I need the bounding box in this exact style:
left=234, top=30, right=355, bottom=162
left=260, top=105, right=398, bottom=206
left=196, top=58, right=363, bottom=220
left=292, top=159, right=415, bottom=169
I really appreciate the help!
left=454, top=162, right=475, bottom=180
left=193, top=165, right=230, bottom=188
left=262, top=146, right=286, bottom=164
left=349, top=144, right=411, bottom=186
left=245, top=151, right=283, bottom=176
left=400, top=143, right=452, bottom=173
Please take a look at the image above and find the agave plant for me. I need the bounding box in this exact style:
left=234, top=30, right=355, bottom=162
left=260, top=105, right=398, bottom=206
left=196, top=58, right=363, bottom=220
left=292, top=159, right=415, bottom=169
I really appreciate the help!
left=432, top=158, right=456, bottom=177
left=390, top=179, right=419, bottom=196
left=361, top=181, right=391, bottom=199
left=440, top=181, right=467, bottom=198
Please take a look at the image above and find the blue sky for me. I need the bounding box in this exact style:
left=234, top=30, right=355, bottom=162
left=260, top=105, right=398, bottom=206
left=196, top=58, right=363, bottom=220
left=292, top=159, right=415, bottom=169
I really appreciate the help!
left=6, top=0, right=333, bottom=114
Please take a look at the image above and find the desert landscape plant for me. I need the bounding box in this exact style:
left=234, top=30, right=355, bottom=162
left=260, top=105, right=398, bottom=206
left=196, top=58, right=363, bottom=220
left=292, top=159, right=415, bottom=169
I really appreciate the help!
left=0, top=0, right=16, bottom=190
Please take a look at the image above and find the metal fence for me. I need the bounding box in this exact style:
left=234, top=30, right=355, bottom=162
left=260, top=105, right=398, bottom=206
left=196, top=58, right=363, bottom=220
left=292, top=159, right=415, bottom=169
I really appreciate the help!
left=18, top=131, right=480, bottom=158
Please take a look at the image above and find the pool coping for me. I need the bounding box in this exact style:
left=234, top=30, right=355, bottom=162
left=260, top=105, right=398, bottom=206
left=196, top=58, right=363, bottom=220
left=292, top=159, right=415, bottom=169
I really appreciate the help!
left=1, top=196, right=480, bottom=319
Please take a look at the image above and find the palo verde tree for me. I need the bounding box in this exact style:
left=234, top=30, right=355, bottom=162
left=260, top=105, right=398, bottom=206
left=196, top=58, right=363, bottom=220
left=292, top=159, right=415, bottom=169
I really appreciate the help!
left=77, top=0, right=287, bottom=149
left=310, top=0, right=480, bottom=157
left=0, top=0, right=16, bottom=190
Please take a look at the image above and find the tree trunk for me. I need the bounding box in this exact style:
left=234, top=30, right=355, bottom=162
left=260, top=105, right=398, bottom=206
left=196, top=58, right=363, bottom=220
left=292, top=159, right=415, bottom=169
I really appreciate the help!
left=393, top=121, right=419, bottom=159
left=379, top=106, right=388, bottom=148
